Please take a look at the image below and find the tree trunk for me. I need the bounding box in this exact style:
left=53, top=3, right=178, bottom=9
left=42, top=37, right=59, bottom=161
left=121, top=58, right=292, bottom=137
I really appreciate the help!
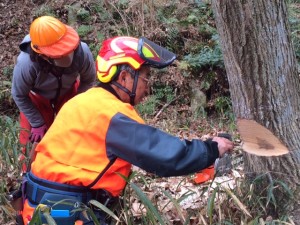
left=211, top=0, right=300, bottom=221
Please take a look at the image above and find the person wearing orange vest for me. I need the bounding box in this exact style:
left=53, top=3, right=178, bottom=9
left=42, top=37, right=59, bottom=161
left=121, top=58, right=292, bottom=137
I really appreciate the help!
left=11, top=16, right=96, bottom=172
left=21, top=36, right=234, bottom=225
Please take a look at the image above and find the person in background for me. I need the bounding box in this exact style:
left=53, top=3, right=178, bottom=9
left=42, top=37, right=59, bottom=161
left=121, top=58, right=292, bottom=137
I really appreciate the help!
left=11, top=16, right=96, bottom=171
left=22, top=36, right=234, bottom=225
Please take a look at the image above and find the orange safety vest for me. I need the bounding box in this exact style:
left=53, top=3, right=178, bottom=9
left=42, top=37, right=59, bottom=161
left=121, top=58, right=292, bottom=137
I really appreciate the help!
left=31, top=87, right=145, bottom=196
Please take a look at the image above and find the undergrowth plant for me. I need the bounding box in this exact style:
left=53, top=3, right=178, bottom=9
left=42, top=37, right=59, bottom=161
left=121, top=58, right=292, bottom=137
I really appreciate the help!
left=1, top=65, right=16, bottom=116
left=245, top=173, right=294, bottom=219
left=77, top=25, right=93, bottom=38
left=136, top=95, right=160, bottom=116
left=33, top=4, right=55, bottom=18
left=136, top=83, right=176, bottom=117
left=0, top=116, right=20, bottom=171
left=288, top=0, right=300, bottom=62
left=120, top=171, right=295, bottom=225
left=186, top=174, right=295, bottom=225
left=183, top=35, right=224, bottom=71
left=76, top=8, right=91, bottom=23
left=0, top=116, right=22, bottom=222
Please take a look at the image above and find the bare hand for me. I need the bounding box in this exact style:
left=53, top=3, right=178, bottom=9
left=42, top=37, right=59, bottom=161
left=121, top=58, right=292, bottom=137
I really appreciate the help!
left=212, top=137, right=234, bottom=158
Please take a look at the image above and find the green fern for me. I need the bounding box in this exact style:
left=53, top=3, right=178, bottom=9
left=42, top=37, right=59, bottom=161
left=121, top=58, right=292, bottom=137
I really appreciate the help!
left=77, top=8, right=91, bottom=23
left=184, top=39, right=224, bottom=70
left=77, top=25, right=92, bottom=38
left=136, top=95, right=160, bottom=116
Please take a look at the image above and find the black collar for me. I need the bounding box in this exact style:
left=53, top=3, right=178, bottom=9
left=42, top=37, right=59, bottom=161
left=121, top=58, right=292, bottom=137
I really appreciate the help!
left=97, top=82, right=121, bottom=100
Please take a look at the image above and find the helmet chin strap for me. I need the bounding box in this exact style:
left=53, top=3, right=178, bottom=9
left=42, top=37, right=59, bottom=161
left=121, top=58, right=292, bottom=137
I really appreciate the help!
left=111, top=70, right=140, bottom=106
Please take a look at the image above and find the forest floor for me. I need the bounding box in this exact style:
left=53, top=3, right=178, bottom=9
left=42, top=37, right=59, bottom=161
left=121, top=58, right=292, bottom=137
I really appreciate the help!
left=1, top=0, right=37, bottom=78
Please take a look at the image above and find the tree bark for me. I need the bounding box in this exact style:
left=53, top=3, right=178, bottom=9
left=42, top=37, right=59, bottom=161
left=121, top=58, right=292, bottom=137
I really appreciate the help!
left=211, top=0, right=300, bottom=221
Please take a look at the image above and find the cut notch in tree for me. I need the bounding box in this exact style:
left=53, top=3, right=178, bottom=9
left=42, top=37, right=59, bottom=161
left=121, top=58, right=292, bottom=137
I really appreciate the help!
left=237, top=119, right=289, bottom=156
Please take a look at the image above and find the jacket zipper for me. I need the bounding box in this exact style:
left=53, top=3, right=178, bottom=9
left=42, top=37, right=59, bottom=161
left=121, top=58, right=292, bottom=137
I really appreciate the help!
left=50, top=73, right=62, bottom=118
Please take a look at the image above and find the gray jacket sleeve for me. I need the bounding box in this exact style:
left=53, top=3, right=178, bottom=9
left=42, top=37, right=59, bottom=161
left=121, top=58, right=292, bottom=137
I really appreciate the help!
left=77, top=42, right=96, bottom=93
left=11, top=52, right=45, bottom=127
left=106, top=113, right=220, bottom=177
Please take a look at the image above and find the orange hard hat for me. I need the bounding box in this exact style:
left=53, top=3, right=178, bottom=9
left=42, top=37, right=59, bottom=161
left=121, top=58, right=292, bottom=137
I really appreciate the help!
left=29, top=16, right=79, bottom=58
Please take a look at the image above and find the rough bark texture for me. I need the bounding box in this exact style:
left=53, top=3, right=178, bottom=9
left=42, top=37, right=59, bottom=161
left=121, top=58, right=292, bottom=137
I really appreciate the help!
left=211, top=0, right=300, bottom=221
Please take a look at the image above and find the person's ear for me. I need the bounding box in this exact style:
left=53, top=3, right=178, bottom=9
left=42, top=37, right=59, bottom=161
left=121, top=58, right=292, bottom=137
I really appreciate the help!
left=118, top=70, right=129, bottom=84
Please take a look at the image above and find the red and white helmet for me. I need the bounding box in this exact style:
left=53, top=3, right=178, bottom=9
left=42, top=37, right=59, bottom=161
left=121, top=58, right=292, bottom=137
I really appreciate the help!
left=96, top=36, right=176, bottom=83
